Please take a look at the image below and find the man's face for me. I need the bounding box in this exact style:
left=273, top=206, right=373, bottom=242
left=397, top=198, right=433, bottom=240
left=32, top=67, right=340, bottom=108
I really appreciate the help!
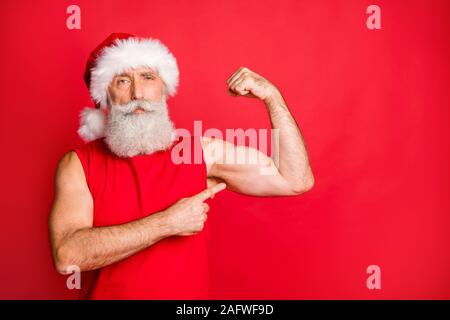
left=108, top=66, right=165, bottom=108
left=104, top=66, right=176, bottom=158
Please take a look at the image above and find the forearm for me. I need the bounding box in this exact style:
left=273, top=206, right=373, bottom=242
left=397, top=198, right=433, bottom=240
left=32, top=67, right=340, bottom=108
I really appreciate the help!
left=264, top=91, right=314, bottom=191
left=55, top=210, right=173, bottom=274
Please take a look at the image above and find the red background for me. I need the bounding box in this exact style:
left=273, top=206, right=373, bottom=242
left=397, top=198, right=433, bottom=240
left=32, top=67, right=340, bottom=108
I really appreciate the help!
left=0, top=0, right=449, bottom=299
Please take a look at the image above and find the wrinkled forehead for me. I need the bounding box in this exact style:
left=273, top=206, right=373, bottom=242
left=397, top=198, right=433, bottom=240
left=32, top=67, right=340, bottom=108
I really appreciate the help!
left=114, top=66, right=161, bottom=78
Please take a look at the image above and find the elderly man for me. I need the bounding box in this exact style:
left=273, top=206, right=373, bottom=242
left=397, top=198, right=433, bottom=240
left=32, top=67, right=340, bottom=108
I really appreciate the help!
left=48, top=33, right=314, bottom=299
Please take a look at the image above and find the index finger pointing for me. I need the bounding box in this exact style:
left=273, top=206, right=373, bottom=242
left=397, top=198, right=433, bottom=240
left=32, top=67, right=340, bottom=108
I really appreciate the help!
left=193, top=183, right=227, bottom=202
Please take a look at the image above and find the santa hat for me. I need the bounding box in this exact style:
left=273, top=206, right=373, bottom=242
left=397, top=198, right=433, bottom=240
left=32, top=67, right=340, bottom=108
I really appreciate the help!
left=78, top=33, right=179, bottom=142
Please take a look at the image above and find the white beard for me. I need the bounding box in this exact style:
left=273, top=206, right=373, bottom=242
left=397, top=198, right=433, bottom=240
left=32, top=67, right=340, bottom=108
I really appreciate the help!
left=104, top=97, right=176, bottom=158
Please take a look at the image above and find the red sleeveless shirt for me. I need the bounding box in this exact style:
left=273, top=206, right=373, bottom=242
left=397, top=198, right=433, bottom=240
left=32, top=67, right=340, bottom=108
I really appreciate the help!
left=71, top=136, right=210, bottom=299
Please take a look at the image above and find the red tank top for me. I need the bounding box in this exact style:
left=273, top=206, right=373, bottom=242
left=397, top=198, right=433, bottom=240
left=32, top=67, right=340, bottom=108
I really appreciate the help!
left=71, top=136, right=210, bottom=299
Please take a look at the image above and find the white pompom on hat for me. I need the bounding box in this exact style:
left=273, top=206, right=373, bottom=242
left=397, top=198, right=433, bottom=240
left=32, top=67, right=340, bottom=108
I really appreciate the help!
left=78, top=33, right=179, bottom=142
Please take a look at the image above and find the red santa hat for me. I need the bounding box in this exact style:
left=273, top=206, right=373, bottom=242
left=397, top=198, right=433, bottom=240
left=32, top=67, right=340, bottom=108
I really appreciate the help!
left=78, top=33, right=179, bottom=141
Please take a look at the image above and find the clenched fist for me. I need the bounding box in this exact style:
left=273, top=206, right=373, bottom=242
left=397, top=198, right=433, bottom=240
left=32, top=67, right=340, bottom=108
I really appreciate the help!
left=226, top=67, right=281, bottom=103
left=164, top=183, right=226, bottom=236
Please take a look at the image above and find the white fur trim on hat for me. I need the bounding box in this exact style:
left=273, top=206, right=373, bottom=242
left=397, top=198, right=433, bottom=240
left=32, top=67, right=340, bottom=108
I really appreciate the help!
left=77, top=107, right=106, bottom=142
left=90, top=37, right=179, bottom=109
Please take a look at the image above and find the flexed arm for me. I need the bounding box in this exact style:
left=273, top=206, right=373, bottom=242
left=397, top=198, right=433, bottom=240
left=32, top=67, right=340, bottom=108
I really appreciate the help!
left=202, top=67, right=314, bottom=196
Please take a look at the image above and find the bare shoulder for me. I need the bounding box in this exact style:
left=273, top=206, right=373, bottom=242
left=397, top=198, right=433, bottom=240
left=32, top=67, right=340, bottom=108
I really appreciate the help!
left=54, top=151, right=87, bottom=192
left=200, top=136, right=224, bottom=176
left=200, top=135, right=261, bottom=165
left=200, top=136, right=228, bottom=166
left=199, top=136, right=216, bottom=149
left=200, top=136, right=233, bottom=153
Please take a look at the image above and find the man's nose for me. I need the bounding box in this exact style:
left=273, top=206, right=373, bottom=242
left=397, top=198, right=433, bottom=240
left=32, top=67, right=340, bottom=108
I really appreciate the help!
left=131, top=82, right=144, bottom=100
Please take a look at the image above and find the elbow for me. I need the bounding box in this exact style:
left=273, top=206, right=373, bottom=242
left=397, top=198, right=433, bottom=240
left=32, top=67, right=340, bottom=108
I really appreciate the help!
left=54, top=247, right=71, bottom=275
left=291, top=173, right=315, bottom=195
left=54, top=245, right=80, bottom=275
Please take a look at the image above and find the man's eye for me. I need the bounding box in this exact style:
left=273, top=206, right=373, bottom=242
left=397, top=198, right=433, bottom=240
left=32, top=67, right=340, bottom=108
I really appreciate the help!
left=118, top=79, right=129, bottom=84
left=144, top=76, right=154, bottom=80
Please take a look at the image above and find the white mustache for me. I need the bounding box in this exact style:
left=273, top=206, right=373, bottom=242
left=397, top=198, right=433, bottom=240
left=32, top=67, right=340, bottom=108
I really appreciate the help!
left=112, top=99, right=164, bottom=115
